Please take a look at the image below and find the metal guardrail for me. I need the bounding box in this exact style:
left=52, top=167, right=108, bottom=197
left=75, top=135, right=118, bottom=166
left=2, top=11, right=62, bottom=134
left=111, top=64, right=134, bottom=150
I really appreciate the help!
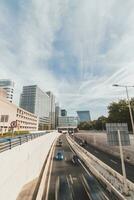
left=67, top=135, right=134, bottom=200
left=0, top=131, right=50, bottom=153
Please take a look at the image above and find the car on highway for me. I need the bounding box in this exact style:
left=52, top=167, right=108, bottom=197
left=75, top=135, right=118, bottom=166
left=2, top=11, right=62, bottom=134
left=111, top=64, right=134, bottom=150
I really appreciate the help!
left=56, top=151, right=64, bottom=160
left=62, top=130, right=67, bottom=134
left=79, top=141, right=85, bottom=147
left=79, top=140, right=87, bottom=147
left=68, top=130, right=73, bottom=134
left=58, top=140, right=62, bottom=146
left=72, top=154, right=80, bottom=165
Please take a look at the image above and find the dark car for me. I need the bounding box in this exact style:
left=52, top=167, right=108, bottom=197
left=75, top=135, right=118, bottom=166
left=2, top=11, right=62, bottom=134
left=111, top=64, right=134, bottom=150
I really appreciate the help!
left=58, top=141, right=62, bottom=146
left=79, top=140, right=87, bottom=147
left=72, top=155, right=80, bottom=165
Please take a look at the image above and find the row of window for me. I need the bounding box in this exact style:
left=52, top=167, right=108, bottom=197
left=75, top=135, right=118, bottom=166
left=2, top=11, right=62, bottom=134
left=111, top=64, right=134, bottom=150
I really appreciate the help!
left=0, top=126, right=37, bottom=130
left=0, top=115, right=37, bottom=126
left=19, top=126, right=37, bottom=129
left=17, top=108, right=37, bottom=119
left=16, top=114, right=37, bottom=122
left=17, top=120, right=37, bottom=126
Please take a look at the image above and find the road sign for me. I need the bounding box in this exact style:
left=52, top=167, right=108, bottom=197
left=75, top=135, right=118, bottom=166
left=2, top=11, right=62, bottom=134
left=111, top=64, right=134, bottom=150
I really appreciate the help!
left=106, top=123, right=130, bottom=146
left=10, top=121, right=17, bottom=128
left=106, top=123, right=130, bottom=194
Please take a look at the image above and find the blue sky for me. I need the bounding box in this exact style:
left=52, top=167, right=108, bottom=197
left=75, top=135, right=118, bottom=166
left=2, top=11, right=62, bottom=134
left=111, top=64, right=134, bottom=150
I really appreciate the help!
left=1, top=0, right=134, bottom=119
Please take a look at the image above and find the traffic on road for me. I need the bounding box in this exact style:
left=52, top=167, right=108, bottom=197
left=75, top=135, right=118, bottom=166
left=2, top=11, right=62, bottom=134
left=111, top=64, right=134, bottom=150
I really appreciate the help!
left=45, top=135, right=118, bottom=200
left=73, top=135, right=134, bottom=183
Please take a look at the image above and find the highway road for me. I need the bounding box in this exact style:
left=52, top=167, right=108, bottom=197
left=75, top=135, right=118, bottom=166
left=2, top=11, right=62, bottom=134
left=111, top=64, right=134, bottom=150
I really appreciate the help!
left=74, top=135, right=134, bottom=183
left=45, top=135, right=118, bottom=200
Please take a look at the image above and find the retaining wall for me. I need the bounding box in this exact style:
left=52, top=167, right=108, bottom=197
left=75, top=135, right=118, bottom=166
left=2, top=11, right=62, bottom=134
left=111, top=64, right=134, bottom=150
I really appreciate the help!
left=0, top=131, right=60, bottom=200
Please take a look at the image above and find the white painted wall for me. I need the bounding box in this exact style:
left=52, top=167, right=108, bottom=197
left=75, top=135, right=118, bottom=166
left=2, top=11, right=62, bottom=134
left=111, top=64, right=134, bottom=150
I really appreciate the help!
left=0, top=131, right=60, bottom=200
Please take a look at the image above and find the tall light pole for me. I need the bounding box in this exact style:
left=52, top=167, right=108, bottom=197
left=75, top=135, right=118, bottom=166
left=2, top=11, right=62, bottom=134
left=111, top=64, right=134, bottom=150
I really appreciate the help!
left=113, top=84, right=134, bottom=134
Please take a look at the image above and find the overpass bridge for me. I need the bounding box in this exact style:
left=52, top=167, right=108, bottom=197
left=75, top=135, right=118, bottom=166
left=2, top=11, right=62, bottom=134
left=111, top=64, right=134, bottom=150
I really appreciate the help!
left=0, top=131, right=134, bottom=200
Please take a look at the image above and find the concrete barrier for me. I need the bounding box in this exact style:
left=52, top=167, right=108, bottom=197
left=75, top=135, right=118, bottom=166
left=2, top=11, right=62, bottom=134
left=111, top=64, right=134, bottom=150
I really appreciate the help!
left=67, top=135, right=134, bottom=200
left=0, top=131, right=60, bottom=200
left=76, top=132, right=134, bottom=165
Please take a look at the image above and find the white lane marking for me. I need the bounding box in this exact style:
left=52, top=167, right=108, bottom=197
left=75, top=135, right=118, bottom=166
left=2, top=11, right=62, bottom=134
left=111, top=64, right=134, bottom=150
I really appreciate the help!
left=65, top=157, right=67, bottom=161
left=110, top=159, right=117, bottom=165
left=55, top=176, right=60, bottom=200
left=101, top=191, right=110, bottom=200
left=66, top=176, right=74, bottom=200
left=80, top=160, right=110, bottom=200
left=69, top=174, right=73, bottom=184
left=45, top=148, right=55, bottom=200
left=79, top=159, right=92, bottom=177
left=81, top=174, right=92, bottom=199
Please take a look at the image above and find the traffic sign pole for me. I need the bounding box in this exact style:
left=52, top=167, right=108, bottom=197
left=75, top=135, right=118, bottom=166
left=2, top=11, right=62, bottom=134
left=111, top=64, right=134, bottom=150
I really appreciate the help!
left=118, top=130, right=128, bottom=195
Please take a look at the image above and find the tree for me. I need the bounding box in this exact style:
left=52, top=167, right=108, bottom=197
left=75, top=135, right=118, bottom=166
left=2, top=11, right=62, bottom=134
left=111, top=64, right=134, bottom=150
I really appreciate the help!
left=77, top=121, right=92, bottom=130
left=77, top=116, right=108, bottom=131
left=107, top=99, right=134, bottom=131
left=90, top=116, right=107, bottom=130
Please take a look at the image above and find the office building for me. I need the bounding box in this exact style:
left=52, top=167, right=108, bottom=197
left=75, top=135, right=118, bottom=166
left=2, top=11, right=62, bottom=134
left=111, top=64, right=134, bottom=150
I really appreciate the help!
left=0, top=96, right=38, bottom=133
left=20, top=85, right=51, bottom=130
left=55, top=103, right=61, bottom=128
left=61, top=109, right=67, bottom=116
left=46, top=91, right=56, bottom=129
left=58, top=116, right=78, bottom=128
left=77, top=110, right=91, bottom=122
left=0, top=79, right=14, bottom=102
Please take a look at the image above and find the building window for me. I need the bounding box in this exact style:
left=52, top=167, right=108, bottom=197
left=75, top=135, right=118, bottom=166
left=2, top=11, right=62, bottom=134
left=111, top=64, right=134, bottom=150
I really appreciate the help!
left=0, top=115, right=9, bottom=122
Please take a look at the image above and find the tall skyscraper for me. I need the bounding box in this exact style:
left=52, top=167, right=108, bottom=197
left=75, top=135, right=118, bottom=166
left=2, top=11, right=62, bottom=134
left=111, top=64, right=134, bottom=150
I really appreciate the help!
left=58, top=116, right=78, bottom=128
left=77, top=110, right=91, bottom=122
left=55, top=103, right=61, bottom=128
left=20, top=85, right=51, bottom=129
left=0, top=79, right=14, bottom=102
left=61, top=109, right=67, bottom=116
left=46, top=91, right=56, bottom=129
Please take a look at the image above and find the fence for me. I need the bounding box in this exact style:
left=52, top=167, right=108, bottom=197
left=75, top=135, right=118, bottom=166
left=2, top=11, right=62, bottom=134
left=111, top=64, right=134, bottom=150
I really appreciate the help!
left=0, top=131, right=50, bottom=153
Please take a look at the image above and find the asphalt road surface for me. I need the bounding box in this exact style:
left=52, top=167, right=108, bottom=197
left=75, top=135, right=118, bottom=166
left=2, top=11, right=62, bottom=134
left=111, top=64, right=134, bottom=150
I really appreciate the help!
left=46, top=135, right=118, bottom=200
left=74, top=135, right=134, bottom=183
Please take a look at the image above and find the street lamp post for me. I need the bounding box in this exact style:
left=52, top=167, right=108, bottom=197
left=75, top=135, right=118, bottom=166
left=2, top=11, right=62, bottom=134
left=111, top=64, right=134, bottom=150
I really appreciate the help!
left=113, top=84, right=134, bottom=134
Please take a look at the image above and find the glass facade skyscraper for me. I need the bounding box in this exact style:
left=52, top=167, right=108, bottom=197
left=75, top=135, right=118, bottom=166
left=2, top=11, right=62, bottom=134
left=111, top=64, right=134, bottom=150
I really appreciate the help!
left=0, top=79, right=14, bottom=102
left=58, top=116, right=78, bottom=128
left=20, top=85, right=51, bottom=129
left=55, top=103, right=61, bottom=128
left=77, top=111, right=91, bottom=122
left=61, top=109, right=67, bottom=116
left=46, top=91, right=56, bottom=129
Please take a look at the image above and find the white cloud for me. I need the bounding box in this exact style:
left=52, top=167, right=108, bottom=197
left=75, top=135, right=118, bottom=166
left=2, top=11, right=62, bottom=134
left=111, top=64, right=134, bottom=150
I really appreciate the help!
left=57, top=0, right=134, bottom=118
left=0, top=0, right=134, bottom=119
left=0, top=0, right=69, bottom=103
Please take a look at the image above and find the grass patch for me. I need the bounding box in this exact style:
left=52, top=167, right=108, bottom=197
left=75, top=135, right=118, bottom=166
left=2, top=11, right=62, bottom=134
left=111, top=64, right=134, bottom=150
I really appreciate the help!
left=0, top=131, right=30, bottom=138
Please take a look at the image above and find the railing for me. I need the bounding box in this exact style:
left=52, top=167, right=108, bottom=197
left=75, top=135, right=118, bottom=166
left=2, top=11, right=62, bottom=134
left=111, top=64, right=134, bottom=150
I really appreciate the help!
left=67, top=135, right=134, bottom=200
left=0, top=131, right=50, bottom=153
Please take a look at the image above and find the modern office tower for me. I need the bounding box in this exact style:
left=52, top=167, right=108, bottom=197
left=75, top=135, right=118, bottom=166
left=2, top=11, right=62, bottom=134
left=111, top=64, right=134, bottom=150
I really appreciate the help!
left=55, top=103, right=61, bottom=128
left=58, top=116, right=78, bottom=128
left=77, top=110, right=91, bottom=122
left=20, top=85, right=51, bottom=130
left=0, top=79, right=14, bottom=102
left=61, top=109, right=67, bottom=116
left=46, top=91, right=56, bottom=129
